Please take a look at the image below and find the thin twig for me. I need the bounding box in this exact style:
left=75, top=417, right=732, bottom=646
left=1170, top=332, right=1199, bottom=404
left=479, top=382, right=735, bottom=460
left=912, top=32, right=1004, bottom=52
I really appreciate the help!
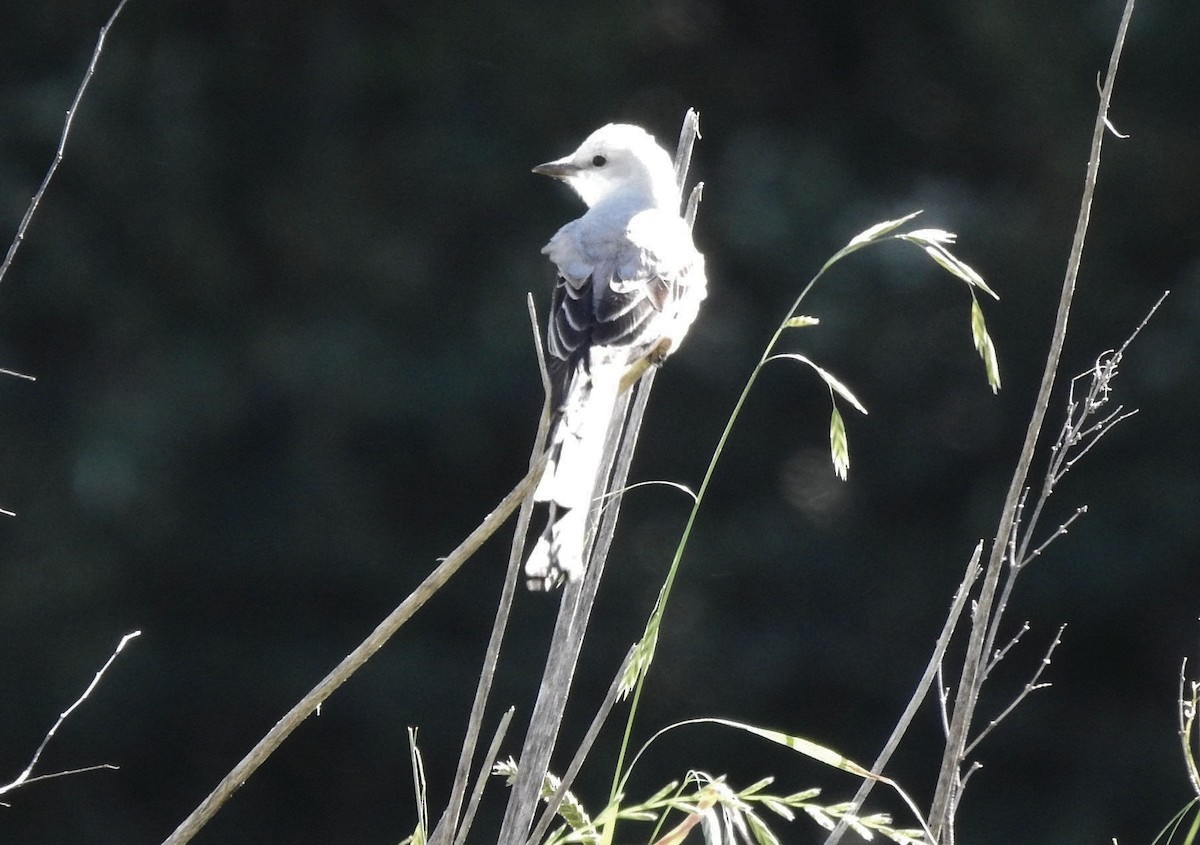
left=528, top=294, right=553, bottom=400
left=965, top=624, right=1065, bottom=757
left=162, top=457, right=546, bottom=845
left=1006, top=490, right=1028, bottom=569
left=937, top=660, right=952, bottom=738
left=0, top=0, right=131, bottom=516
left=823, top=543, right=981, bottom=845
left=673, top=110, right=701, bottom=196
left=431, top=298, right=554, bottom=845
left=435, top=489, right=538, bottom=845
left=0, top=368, right=36, bottom=381
left=1178, top=659, right=1200, bottom=799
left=1059, top=409, right=1135, bottom=471
left=454, top=708, right=517, bottom=845
left=958, top=761, right=982, bottom=792
left=0, top=630, right=141, bottom=796
left=1011, top=292, right=1165, bottom=577
left=3, top=763, right=119, bottom=794
left=0, top=0, right=132, bottom=289
left=1017, top=506, right=1087, bottom=569
left=990, top=293, right=1161, bottom=664
left=928, top=4, right=1136, bottom=838
left=983, top=621, right=1031, bottom=679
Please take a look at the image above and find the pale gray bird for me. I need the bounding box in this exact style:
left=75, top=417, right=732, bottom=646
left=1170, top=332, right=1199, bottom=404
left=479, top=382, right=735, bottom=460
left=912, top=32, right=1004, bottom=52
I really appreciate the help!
left=525, top=123, right=707, bottom=590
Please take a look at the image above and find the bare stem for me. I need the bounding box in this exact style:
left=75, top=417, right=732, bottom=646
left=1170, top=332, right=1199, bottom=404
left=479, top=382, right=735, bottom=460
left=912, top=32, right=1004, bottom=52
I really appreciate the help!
left=928, top=2, right=1137, bottom=838
left=983, top=622, right=1031, bottom=680
left=0, top=631, right=140, bottom=796
left=823, top=543, right=981, bottom=845
left=1018, top=507, right=1087, bottom=569
left=0, top=0, right=132, bottom=289
left=162, top=457, right=545, bottom=845
left=965, top=624, right=1065, bottom=757
left=454, top=708, right=517, bottom=845
left=432, top=299, right=554, bottom=845
left=1179, top=660, right=1200, bottom=799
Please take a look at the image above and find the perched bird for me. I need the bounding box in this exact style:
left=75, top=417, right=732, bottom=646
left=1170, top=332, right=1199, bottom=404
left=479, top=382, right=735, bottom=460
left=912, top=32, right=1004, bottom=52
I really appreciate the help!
left=525, top=123, right=707, bottom=590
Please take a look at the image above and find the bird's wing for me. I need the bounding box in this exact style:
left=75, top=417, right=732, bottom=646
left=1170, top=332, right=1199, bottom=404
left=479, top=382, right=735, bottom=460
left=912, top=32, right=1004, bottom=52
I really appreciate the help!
left=543, top=210, right=702, bottom=410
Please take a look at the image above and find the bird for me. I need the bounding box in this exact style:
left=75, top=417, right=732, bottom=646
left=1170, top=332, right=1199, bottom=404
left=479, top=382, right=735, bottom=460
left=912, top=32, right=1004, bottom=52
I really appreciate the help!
left=524, top=123, right=707, bottom=590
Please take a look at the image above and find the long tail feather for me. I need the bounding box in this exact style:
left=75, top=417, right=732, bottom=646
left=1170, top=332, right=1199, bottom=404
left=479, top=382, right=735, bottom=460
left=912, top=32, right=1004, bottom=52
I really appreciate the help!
left=526, top=365, right=621, bottom=588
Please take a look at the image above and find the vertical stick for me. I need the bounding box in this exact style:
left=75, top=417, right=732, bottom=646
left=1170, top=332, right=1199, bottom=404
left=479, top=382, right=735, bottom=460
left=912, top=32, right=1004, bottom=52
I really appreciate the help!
left=927, top=2, right=1136, bottom=839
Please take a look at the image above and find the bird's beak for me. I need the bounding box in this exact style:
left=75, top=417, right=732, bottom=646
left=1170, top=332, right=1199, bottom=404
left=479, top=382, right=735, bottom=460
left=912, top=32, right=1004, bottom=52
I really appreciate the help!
left=532, top=157, right=579, bottom=179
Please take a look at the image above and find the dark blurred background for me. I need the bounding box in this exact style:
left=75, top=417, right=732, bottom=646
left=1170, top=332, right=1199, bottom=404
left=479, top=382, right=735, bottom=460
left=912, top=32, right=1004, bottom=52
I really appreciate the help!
left=0, top=1, right=1196, bottom=843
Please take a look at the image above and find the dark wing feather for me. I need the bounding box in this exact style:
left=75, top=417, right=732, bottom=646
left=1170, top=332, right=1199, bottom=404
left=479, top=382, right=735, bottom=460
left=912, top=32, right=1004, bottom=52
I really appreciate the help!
left=543, top=209, right=700, bottom=415
left=545, top=273, right=592, bottom=412
left=545, top=267, right=674, bottom=409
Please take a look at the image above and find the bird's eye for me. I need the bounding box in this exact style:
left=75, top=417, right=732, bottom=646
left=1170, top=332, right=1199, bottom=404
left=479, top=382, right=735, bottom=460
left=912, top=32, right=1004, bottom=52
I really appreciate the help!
left=591, top=155, right=607, bottom=167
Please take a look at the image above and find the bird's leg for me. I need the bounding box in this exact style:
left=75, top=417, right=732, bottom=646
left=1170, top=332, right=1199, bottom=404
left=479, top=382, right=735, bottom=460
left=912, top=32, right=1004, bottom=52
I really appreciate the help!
left=618, top=337, right=674, bottom=394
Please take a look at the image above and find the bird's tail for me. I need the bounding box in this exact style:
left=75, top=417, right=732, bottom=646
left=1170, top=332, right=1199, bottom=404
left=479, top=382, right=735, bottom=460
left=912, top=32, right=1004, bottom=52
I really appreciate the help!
left=525, top=365, right=621, bottom=589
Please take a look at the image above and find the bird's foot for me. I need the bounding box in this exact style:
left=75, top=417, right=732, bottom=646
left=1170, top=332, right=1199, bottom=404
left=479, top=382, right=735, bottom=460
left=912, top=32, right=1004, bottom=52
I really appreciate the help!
left=619, top=338, right=674, bottom=393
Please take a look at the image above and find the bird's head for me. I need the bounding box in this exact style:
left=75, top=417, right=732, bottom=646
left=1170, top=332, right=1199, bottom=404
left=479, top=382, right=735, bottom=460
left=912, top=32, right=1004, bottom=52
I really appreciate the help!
left=533, top=123, right=679, bottom=210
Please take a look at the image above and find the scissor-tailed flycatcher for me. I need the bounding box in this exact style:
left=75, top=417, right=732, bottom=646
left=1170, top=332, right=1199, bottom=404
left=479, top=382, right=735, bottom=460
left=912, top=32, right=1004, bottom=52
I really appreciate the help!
left=525, top=123, right=707, bottom=590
